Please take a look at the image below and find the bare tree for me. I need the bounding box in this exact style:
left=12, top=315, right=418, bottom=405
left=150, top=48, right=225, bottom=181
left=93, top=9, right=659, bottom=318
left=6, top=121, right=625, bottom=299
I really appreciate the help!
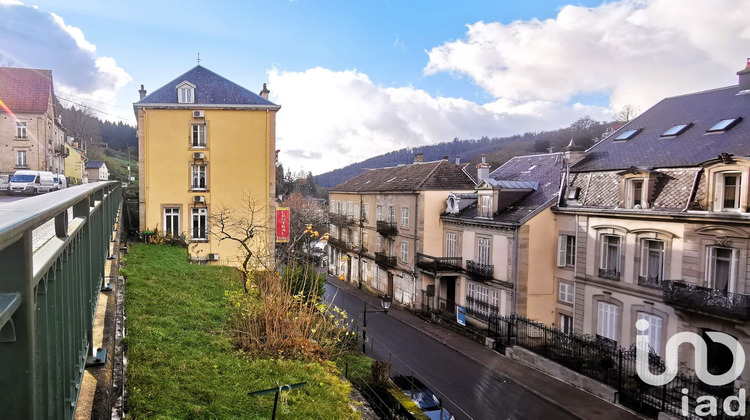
left=616, top=105, right=640, bottom=123
left=211, top=196, right=270, bottom=293
left=283, top=192, right=327, bottom=250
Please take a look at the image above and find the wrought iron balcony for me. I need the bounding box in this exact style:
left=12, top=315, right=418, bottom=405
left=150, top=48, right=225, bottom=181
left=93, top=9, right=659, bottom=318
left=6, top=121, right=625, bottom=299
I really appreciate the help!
left=374, top=251, right=397, bottom=268
left=327, top=236, right=348, bottom=250
left=328, top=213, right=354, bottom=227
left=598, top=268, right=620, bottom=281
left=662, top=280, right=750, bottom=321
left=54, top=144, right=69, bottom=157
left=637, top=276, right=662, bottom=289
left=415, top=253, right=462, bottom=273
left=376, top=220, right=398, bottom=237
left=466, top=260, right=494, bottom=280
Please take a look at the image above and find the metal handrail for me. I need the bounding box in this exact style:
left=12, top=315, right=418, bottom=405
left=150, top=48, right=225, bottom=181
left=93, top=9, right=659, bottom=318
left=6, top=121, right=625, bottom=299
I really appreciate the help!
left=0, top=181, right=121, bottom=419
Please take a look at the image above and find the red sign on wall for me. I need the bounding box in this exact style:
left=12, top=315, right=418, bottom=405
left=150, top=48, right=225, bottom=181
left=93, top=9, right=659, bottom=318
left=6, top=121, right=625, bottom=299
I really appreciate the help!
left=276, top=207, right=290, bottom=242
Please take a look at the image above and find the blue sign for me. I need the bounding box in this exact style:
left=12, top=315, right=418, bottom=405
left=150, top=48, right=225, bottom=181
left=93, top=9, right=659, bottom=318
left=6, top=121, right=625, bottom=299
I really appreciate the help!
left=456, top=306, right=466, bottom=326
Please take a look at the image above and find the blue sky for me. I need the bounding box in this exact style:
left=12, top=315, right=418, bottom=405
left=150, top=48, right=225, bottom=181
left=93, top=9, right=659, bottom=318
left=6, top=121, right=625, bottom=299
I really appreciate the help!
left=2, top=0, right=750, bottom=174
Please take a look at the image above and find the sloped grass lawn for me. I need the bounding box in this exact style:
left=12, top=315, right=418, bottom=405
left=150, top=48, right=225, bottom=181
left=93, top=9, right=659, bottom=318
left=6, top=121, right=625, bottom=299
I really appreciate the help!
left=123, top=244, right=359, bottom=419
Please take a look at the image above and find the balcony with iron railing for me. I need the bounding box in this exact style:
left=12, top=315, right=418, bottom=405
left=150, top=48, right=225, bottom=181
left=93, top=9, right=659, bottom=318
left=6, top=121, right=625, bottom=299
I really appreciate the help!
left=415, top=253, right=462, bottom=273
left=662, top=280, right=750, bottom=321
left=374, top=251, right=397, bottom=268
left=328, top=213, right=354, bottom=227
left=598, top=268, right=620, bottom=281
left=466, top=260, right=493, bottom=280
left=327, top=236, right=348, bottom=250
left=637, top=275, right=662, bottom=289
left=376, top=220, right=398, bottom=237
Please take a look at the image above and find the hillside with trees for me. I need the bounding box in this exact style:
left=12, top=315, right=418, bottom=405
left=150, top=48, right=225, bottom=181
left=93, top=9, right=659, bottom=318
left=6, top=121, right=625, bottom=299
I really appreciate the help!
left=314, top=116, right=619, bottom=188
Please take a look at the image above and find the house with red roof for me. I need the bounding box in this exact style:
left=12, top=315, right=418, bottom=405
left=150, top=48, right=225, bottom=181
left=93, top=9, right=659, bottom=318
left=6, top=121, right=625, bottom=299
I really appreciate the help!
left=0, top=67, right=67, bottom=178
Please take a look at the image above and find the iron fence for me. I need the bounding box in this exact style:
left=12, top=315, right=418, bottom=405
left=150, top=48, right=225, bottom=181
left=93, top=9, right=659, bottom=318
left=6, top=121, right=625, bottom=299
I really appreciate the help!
left=0, top=182, right=122, bottom=419
left=488, top=315, right=740, bottom=418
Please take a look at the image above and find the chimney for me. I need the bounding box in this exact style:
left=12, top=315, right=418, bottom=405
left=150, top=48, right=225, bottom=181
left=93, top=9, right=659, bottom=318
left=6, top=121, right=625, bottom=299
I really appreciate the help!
left=476, top=154, right=490, bottom=182
left=414, top=153, right=423, bottom=163
left=260, top=83, right=270, bottom=100
left=455, top=155, right=461, bottom=165
left=737, top=58, right=750, bottom=93
left=563, top=138, right=586, bottom=166
left=138, top=84, right=147, bottom=100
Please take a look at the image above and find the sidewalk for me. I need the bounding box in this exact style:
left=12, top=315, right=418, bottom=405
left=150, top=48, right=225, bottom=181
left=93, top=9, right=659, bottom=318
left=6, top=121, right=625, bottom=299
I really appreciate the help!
left=326, top=275, right=642, bottom=420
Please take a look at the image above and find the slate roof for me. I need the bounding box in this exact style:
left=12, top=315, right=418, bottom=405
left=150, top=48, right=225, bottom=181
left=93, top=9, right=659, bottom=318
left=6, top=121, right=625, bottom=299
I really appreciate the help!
left=573, top=84, right=750, bottom=172
left=444, top=153, right=564, bottom=224
left=330, top=160, right=475, bottom=192
left=135, top=65, right=278, bottom=107
left=86, top=160, right=106, bottom=169
left=0, top=67, right=53, bottom=114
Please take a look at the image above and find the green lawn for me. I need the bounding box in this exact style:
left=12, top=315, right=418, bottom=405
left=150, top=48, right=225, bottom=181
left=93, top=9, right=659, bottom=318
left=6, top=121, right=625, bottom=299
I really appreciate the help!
left=123, top=244, right=360, bottom=419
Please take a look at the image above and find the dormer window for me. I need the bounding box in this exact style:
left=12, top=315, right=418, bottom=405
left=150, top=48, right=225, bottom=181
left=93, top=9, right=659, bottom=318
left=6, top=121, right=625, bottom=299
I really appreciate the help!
left=707, top=117, right=742, bottom=133
left=177, top=81, right=196, bottom=104
left=479, top=195, right=492, bottom=218
left=715, top=172, right=741, bottom=211
left=627, top=179, right=644, bottom=208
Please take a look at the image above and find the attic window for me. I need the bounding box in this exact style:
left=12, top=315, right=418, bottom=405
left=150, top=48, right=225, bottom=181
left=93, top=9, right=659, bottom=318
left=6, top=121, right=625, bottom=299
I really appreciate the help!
left=661, top=123, right=692, bottom=137
left=177, top=81, right=196, bottom=104
left=707, top=117, right=742, bottom=133
left=386, top=177, right=397, bottom=183
left=566, top=187, right=580, bottom=200
left=614, top=129, right=642, bottom=141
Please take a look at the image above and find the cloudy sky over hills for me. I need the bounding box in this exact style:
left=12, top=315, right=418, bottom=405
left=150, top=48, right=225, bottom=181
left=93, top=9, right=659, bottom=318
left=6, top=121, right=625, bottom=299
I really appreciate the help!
left=1, top=0, right=749, bottom=174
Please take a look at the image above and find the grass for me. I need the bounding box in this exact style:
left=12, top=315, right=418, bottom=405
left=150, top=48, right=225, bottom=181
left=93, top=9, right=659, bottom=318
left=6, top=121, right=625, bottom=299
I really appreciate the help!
left=123, top=244, right=360, bottom=419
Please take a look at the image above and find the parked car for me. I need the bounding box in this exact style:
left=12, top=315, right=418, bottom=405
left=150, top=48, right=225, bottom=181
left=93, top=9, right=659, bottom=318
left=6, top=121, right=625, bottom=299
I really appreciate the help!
left=8, top=170, right=56, bottom=195
left=392, top=375, right=455, bottom=420
left=53, top=175, right=67, bottom=190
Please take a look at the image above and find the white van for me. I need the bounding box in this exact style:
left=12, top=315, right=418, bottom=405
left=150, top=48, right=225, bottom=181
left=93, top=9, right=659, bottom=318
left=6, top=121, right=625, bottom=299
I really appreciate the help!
left=8, top=170, right=56, bottom=195
left=53, top=175, right=67, bottom=190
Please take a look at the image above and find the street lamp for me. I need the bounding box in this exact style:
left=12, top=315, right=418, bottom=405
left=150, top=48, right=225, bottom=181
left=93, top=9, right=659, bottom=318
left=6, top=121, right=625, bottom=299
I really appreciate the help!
left=362, top=294, right=392, bottom=353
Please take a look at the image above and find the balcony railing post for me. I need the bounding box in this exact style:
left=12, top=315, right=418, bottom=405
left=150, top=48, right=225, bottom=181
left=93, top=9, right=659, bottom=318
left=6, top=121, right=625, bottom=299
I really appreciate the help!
left=0, top=232, right=35, bottom=419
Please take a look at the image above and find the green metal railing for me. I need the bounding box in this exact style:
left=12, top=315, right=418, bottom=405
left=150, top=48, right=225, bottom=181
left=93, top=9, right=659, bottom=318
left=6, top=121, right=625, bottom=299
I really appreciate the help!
left=0, top=182, right=121, bottom=419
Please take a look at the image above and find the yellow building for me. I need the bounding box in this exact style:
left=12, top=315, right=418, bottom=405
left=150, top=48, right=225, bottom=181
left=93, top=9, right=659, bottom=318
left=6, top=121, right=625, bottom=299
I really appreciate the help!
left=64, top=141, right=86, bottom=184
left=133, top=66, right=280, bottom=264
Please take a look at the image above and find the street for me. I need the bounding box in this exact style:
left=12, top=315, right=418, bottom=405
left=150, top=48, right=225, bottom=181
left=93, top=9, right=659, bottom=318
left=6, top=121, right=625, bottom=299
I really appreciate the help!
left=323, top=280, right=576, bottom=420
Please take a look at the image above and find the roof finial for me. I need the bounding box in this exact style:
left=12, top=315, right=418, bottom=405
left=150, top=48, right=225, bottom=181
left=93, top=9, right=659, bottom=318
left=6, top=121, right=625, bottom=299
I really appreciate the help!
left=197, top=52, right=201, bottom=64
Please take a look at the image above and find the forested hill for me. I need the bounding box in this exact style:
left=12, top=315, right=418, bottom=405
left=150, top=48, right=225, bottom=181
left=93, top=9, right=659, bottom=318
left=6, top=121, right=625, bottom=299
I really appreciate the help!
left=314, top=117, right=618, bottom=188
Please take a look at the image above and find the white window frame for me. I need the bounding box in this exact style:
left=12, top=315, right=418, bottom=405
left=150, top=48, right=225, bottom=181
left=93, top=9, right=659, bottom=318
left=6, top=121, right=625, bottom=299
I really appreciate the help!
left=163, top=207, right=181, bottom=237
left=388, top=205, right=395, bottom=223
left=706, top=246, right=739, bottom=292
left=191, top=164, right=207, bottom=190
left=178, top=83, right=195, bottom=104
left=363, top=231, right=368, bottom=248
left=16, top=122, right=27, bottom=139
left=445, top=232, right=457, bottom=258
left=714, top=172, right=741, bottom=212
left=191, top=207, right=207, bottom=240
left=560, top=314, right=573, bottom=335
left=557, top=234, right=575, bottom=267
left=376, top=205, right=383, bottom=222
left=640, top=239, right=665, bottom=283
left=348, top=201, right=353, bottom=217
left=191, top=123, right=206, bottom=148
left=477, top=237, right=491, bottom=266
left=637, top=312, right=663, bottom=356
left=16, top=150, right=27, bottom=168
left=375, top=235, right=382, bottom=252
left=558, top=283, right=574, bottom=304
left=354, top=203, right=360, bottom=220
left=600, top=235, right=621, bottom=275
left=400, top=241, right=408, bottom=263
left=627, top=178, right=645, bottom=208
left=363, top=203, right=369, bottom=221
left=401, top=207, right=409, bottom=228
left=597, top=301, right=619, bottom=343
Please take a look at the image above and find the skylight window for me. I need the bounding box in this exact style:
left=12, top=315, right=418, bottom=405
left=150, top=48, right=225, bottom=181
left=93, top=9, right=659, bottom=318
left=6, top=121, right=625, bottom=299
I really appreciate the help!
left=707, top=117, right=742, bottom=133
left=661, top=123, right=692, bottom=137
left=614, top=128, right=642, bottom=141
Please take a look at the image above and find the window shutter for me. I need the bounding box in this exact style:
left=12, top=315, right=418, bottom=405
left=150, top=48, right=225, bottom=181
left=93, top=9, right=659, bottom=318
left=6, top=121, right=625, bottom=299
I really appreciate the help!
left=640, top=240, right=648, bottom=277
left=557, top=235, right=567, bottom=267
left=714, top=174, right=724, bottom=212
left=730, top=249, right=739, bottom=293
left=706, top=247, right=715, bottom=288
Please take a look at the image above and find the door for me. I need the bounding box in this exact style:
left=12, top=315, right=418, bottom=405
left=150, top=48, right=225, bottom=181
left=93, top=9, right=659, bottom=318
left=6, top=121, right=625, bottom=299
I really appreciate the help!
left=446, top=277, right=456, bottom=313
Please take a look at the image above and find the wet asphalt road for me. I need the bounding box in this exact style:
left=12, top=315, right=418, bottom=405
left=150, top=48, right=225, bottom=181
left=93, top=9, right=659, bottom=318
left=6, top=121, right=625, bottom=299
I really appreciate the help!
left=323, top=281, right=576, bottom=420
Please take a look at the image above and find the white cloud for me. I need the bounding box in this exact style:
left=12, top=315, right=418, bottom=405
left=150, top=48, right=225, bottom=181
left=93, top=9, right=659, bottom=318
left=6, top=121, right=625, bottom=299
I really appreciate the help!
left=0, top=2, right=131, bottom=119
left=269, top=67, right=608, bottom=175
left=425, top=0, right=750, bottom=111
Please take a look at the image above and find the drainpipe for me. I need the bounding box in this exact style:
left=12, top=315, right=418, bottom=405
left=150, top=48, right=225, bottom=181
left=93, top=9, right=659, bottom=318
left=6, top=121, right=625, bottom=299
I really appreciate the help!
left=512, top=226, right=520, bottom=316
left=359, top=194, right=364, bottom=289
left=414, top=191, right=420, bottom=308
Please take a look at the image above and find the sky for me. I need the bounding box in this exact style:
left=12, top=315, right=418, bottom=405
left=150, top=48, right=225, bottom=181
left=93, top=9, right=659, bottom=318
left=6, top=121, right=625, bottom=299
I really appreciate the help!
left=1, top=0, right=749, bottom=175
